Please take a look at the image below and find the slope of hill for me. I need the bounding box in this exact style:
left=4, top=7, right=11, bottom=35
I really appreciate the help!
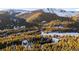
left=0, top=8, right=78, bottom=30
left=17, top=9, right=72, bottom=24
left=43, top=8, right=78, bottom=17
left=0, top=11, right=30, bottom=30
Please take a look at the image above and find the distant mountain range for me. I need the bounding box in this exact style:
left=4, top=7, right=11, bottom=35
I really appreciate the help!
left=0, top=8, right=79, bottom=30
left=16, top=8, right=75, bottom=23
left=42, top=8, right=79, bottom=17
left=11, top=8, right=79, bottom=17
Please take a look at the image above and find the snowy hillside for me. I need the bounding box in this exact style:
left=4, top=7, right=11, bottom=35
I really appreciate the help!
left=42, top=8, right=79, bottom=17
left=0, top=8, right=78, bottom=17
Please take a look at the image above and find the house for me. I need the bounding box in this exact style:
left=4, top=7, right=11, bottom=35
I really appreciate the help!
left=22, top=39, right=33, bottom=48
left=20, top=26, right=26, bottom=29
left=13, top=26, right=26, bottom=30
left=52, top=38, right=60, bottom=43
left=41, top=21, right=46, bottom=24
left=54, top=25, right=64, bottom=28
left=13, top=26, right=20, bottom=30
left=22, top=40, right=29, bottom=48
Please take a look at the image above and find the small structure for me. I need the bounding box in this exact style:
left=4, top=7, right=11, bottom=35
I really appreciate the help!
left=13, top=26, right=26, bottom=30
left=13, top=26, right=20, bottom=30
left=52, top=38, right=60, bottom=43
left=41, top=21, right=46, bottom=24
left=22, top=40, right=29, bottom=48
left=20, top=26, right=26, bottom=29
left=16, top=33, right=21, bottom=35
left=54, top=25, right=64, bottom=28
left=22, top=40, right=33, bottom=49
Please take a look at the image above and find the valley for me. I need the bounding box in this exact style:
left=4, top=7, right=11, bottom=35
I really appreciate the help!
left=0, top=8, right=79, bottom=51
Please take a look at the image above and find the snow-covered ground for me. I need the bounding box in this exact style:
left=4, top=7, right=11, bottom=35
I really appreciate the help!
left=41, top=31, right=79, bottom=36
left=43, top=8, right=78, bottom=17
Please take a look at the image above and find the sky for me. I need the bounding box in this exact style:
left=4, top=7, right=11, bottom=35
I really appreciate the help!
left=0, top=0, right=78, bottom=11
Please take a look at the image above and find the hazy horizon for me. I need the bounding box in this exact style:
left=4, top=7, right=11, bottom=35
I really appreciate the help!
left=0, top=8, right=79, bottom=11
